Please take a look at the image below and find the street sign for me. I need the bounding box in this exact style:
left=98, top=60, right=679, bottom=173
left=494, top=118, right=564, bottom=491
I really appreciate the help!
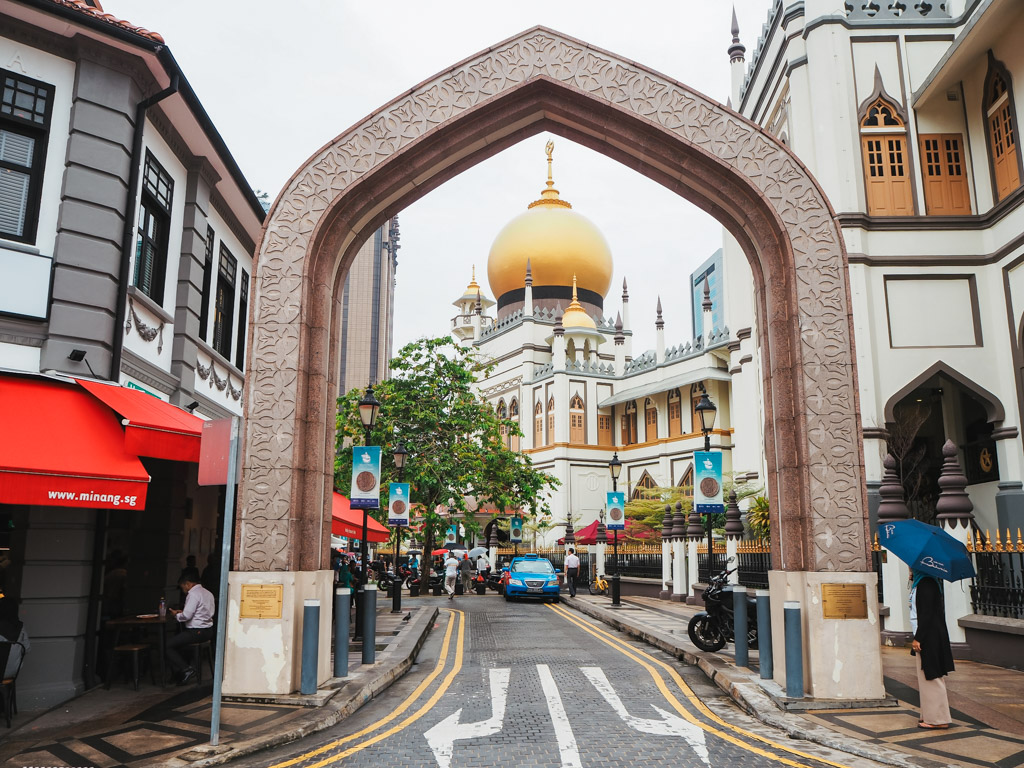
left=389, top=483, right=410, bottom=526
left=350, top=446, right=381, bottom=509
left=606, top=492, right=625, bottom=530
left=694, top=450, right=724, bottom=515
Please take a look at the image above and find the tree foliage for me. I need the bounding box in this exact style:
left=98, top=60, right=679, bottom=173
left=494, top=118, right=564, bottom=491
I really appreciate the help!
left=335, top=336, right=559, bottom=554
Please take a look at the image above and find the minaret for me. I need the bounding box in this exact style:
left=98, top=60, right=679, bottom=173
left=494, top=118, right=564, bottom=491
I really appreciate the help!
left=552, top=307, right=566, bottom=370
left=620, top=277, right=631, bottom=332
left=613, top=312, right=626, bottom=372
left=702, top=277, right=713, bottom=346
left=655, top=296, right=665, bottom=362
left=728, top=6, right=747, bottom=108
left=472, top=289, right=483, bottom=341
left=524, top=259, right=534, bottom=316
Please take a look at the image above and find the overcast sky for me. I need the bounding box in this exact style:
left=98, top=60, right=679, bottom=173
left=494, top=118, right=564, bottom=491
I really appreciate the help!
left=104, top=0, right=771, bottom=353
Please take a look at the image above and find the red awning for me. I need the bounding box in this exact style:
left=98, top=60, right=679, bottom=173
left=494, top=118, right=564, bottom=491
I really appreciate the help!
left=76, top=379, right=202, bottom=462
left=0, top=376, right=150, bottom=509
left=332, top=492, right=390, bottom=542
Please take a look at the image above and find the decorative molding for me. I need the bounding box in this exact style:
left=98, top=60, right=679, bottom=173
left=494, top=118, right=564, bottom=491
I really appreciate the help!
left=248, top=27, right=865, bottom=572
left=736, top=327, right=752, bottom=340
left=196, top=356, right=242, bottom=400
left=125, top=296, right=165, bottom=354
left=861, top=427, right=889, bottom=440
left=992, top=427, right=1019, bottom=441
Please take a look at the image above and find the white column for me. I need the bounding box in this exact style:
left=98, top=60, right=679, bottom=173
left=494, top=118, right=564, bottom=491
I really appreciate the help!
left=661, top=540, right=672, bottom=599
left=672, top=539, right=686, bottom=601
left=881, top=555, right=911, bottom=634
left=596, top=542, right=606, bottom=577
left=687, top=539, right=699, bottom=595
left=726, top=539, right=739, bottom=584
left=940, top=523, right=971, bottom=643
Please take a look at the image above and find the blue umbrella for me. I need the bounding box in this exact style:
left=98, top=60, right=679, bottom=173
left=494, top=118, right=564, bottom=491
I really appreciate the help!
left=878, top=519, right=976, bottom=582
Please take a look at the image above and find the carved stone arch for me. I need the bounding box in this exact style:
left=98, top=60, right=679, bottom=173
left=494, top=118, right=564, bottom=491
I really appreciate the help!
left=883, top=361, right=1006, bottom=425
left=244, top=26, right=866, bottom=576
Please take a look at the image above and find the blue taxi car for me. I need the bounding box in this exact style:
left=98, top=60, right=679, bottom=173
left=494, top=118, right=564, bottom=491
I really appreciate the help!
left=503, top=553, right=561, bottom=602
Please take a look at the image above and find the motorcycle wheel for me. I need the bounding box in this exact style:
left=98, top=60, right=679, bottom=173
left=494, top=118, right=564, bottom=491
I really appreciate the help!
left=688, top=614, right=727, bottom=652
left=377, top=578, right=388, bottom=592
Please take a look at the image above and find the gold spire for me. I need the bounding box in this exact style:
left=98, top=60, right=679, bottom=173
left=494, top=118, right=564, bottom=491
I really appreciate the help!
left=560, top=274, right=596, bottom=329
left=464, top=264, right=480, bottom=294
left=529, top=140, right=572, bottom=210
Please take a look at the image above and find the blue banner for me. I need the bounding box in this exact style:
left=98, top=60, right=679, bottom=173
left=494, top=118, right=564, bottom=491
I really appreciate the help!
left=350, top=446, right=381, bottom=509
left=388, top=482, right=410, bottom=526
left=444, top=524, right=458, bottom=546
left=509, top=516, right=524, bottom=543
left=695, top=451, right=724, bottom=515
left=606, top=492, right=626, bottom=530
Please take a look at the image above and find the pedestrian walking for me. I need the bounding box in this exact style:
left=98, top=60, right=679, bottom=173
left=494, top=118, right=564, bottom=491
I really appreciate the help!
left=564, top=547, right=580, bottom=598
left=459, top=553, right=473, bottom=594
left=910, top=569, right=955, bottom=729
left=444, top=554, right=460, bottom=599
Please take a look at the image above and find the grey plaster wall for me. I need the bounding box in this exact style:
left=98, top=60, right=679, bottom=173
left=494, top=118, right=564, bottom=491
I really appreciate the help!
left=39, top=57, right=138, bottom=379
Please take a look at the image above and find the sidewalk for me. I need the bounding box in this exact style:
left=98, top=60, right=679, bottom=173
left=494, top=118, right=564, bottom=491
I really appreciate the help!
left=563, top=594, right=1024, bottom=768
left=0, top=603, right=438, bottom=768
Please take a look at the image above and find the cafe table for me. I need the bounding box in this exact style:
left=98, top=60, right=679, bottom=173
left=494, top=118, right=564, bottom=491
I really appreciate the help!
left=106, top=613, right=175, bottom=687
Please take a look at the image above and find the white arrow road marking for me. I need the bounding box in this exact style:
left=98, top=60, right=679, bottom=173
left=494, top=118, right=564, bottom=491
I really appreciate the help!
left=537, top=663, right=583, bottom=768
left=424, top=667, right=510, bottom=768
left=581, top=666, right=710, bottom=765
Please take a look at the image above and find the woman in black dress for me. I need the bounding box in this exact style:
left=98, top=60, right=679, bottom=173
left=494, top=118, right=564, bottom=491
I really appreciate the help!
left=911, top=570, right=955, bottom=729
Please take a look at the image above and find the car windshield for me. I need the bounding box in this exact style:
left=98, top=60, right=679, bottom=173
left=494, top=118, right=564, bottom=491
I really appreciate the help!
left=511, top=559, right=554, bottom=574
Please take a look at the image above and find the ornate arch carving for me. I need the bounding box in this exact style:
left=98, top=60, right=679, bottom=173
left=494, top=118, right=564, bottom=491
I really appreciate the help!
left=243, top=27, right=865, bottom=573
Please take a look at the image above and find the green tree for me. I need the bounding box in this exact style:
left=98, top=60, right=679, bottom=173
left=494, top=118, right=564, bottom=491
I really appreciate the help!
left=335, top=336, right=559, bottom=556
left=746, top=495, right=770, bottom=540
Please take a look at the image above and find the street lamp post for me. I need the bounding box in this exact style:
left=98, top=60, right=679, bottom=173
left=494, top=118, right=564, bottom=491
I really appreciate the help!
left=391, top=442, right=408, bottom=614
left=354, top=385, right=380, bottom=642
left=609, top=451, right=622, bottom=606
left=694, top=389, right=718, bottom=577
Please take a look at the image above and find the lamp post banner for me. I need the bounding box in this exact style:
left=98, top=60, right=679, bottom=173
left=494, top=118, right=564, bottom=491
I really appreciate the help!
left=350, top=446, right=381, bottom=509
left=606, top=492, right=626, bottom=530
left=509, top=516, right=524, bottom=543
left=695, top=450, right=724, bottom=514
left=388, top=483, right=410, bottom=526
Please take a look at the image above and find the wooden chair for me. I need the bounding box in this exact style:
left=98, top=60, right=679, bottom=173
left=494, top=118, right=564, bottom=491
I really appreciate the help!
left=0, top=640, right=26, bottom=727
left=107, top=643, right=152, bottom=691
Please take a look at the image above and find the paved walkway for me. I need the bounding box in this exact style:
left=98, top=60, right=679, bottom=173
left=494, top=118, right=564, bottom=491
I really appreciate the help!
left=0, top=604, right=438, bottom=768
left=565, top=593, right=1024, bottom=768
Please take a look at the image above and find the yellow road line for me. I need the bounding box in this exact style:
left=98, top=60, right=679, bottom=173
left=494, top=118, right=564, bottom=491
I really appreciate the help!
left=268, top=609, right=463, bottom=768
left=547, top=603, right=854, bottom=768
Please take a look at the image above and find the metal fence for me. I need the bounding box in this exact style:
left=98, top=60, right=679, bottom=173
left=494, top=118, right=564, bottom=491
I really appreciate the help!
left=615, top=551, right=662, bottom=579
left=736, top=541, right=771, bottom=590
left=968, top=530, right=1024, bottom=619
left=697, top=545, right=729, bottom=583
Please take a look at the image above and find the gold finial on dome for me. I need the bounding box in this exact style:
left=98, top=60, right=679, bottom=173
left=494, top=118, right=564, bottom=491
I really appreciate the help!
left=464, top=264, right=480, bottom=294
left=561, top=274, right=596, bottom=329
left=529, top=141, right=572, bottom=210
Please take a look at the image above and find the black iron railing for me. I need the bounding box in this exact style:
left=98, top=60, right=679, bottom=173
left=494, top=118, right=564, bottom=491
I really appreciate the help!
left=971, top=550, right=1024, bottom=619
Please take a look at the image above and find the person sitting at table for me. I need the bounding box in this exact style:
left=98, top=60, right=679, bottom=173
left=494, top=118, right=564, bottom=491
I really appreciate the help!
left=167, top=567, right=214, bottom=685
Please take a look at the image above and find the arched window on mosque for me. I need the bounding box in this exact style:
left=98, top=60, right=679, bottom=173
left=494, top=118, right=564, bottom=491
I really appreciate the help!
left=621, top=400, right=638, bottom=446
left=690, top=384, right=704, bottom=434
left=644, top=397, right=658, bottom=441
left=547, top=396, right=555, bottom=444
left=569, top=394, right=585, bottom=444
left=668, top=389, right=682, bottom=437
left=679, top=465, right=694, bottom=497
left=497, top=399, right=509, bottom=448
left=509, top=398, right=520, bottom=451
left=860, top=96, right=914, bottom=216
left=534, top=401, right=544, bottom=448
left=984, top=56, right=1021, bottom=202
left=631, top=470, right=658, bottom=502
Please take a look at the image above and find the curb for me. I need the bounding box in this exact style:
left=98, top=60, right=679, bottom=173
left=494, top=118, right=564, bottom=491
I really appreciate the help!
left=560, top=597, right=958, bottom=768
left=159, top=605, right=440, bottom=768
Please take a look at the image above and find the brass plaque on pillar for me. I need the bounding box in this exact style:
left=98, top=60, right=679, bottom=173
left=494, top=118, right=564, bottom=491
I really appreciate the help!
left=821, top=583, right=868, bottom=620
left=240, top=584, right=284, bottom=619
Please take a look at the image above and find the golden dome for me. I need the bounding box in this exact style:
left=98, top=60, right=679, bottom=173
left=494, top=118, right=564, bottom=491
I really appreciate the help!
left=561, top=276, right=596, bottom=329
left=487, top=142, right=613, bottom=302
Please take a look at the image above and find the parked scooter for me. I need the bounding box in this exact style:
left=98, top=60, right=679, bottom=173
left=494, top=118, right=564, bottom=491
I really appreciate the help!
left=377, top=565, right=414, bottom=593
left=687, top=563, right=758, bottom=652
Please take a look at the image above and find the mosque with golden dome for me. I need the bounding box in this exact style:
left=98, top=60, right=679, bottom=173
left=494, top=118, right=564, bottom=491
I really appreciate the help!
left=449, top=142, right=765, bottom=552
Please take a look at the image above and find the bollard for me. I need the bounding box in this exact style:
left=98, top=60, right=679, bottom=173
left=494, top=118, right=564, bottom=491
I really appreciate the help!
left=301, top=599, right=320, bottom=695
left=334, top=587, right=350, bottom=678
left=362, top=584, right=377, bottom=665
left=756, top=589, right=772, bottom=680
left=784, top=600, right=803, bottom=699
left=732, top=585, right=748, bottom=668
left=353, top=584, right=364, bottom=640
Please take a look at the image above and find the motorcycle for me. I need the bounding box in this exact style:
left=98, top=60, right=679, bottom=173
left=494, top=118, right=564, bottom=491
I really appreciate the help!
left=377, top=565, right=415, bottom=593
left=686, top=564, right=758, bottom=653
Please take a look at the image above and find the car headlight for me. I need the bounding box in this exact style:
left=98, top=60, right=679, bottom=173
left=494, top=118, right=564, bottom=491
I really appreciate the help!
left=509, top=578, right=524, bottom=586
left=547, top=579, right=559, bottom=587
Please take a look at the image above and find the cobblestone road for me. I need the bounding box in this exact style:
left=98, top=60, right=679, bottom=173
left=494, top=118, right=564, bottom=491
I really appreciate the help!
left=230, top=595, right=886, bottom=768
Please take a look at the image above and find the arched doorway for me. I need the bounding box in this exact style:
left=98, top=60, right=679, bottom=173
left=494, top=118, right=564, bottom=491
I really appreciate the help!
left=232, top=27, right=871, bottom=697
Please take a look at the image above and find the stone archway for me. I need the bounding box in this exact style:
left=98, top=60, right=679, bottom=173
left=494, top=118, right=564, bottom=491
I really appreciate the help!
left=229, top=28, right=873, bottom=697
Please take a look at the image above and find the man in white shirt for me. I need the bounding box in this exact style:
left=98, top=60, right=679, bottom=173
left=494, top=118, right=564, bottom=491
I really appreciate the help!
left=476, top=554, right=489, bottom=576
left=564, top=548, right=581, bottom=598
left=443, top=554, right=460, bottom=600
left=167, top=568, right=215, bottom=685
